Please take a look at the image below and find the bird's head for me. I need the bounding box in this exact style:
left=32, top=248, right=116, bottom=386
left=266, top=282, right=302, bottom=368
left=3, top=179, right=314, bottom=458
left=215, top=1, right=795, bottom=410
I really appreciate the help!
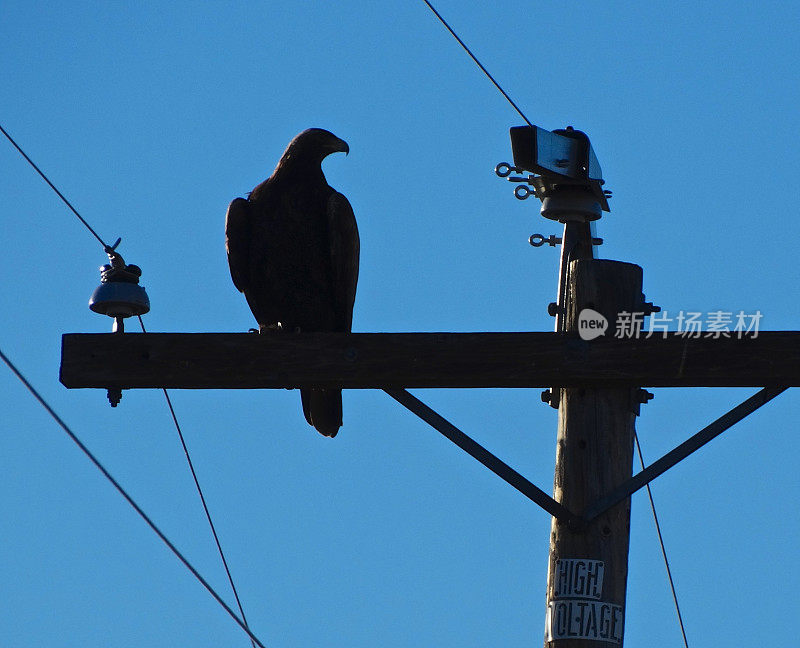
left=281, top=128, right=349, bottom=168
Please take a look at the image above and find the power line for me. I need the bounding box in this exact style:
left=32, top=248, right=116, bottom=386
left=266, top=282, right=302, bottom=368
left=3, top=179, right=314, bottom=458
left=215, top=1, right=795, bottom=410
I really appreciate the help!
left=2, top=121, right=256, bottom=647
left=0, top=123, right=117, bottom=252
left=634, top=432, right=690, bottom=648
left=420, top=0, right=533, bottom=127
left=0, top=346, right=269, bottom=648
left=138, top=317, right=257, bottom=648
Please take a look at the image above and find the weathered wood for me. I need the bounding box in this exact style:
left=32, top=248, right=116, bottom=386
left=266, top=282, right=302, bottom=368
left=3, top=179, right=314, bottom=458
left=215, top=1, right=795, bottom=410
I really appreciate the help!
left=582, top=385, right=788, bottom=523
left=60, top=331, right=800, bottom=390
left=544, top=260, right=641, bottom=647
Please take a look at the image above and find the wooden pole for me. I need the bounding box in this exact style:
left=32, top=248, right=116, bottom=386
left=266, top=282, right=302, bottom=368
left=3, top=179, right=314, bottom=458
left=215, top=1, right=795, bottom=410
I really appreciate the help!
left=544, top=259, right=643, bottom=646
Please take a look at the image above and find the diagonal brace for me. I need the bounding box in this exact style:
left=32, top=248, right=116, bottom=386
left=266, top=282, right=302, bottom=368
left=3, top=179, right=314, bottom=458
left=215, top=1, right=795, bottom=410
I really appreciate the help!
left=583, top=386, right=788, bottom=522
left=384, top=389, right=576, bottom=523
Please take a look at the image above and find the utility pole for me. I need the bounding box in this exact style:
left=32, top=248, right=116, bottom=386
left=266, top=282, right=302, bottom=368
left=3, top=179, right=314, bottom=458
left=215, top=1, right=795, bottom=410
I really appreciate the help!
left=499, top=124, right=643, bottom=645
left=505, top=125, right=644, bottom=645
left=59, top=123, right=795, bottom=646
left=544, top=259, right=642, bottom=646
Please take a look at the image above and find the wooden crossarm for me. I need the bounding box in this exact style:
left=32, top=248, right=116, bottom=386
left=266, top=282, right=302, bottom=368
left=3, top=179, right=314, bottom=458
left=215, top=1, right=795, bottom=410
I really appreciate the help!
left=60, top=331, right=800, bottom=389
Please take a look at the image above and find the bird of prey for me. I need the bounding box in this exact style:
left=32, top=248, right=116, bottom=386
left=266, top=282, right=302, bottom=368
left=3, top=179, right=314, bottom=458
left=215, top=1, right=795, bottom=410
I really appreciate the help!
left=225, top=128, right=359, bottom=437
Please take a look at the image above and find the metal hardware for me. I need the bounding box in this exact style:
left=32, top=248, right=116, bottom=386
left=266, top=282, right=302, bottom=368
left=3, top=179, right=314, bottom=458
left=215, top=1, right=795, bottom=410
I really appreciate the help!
left=583, top=386, right=788, bottom=522
left=496, top=125, right=611, bottom=217
left=107, top=388, right=123, bottom=407
left=88, top=248, right=150, bottom=406
left=540, top=187, right=603, bottom=221
left=541, top=387, right=560, bottom=409
left=530, top=233, right=562, bottom=247
left=385, top=388, right=576, bottom=523
left=89, top=250, right=150, bottom=334
left=642, top=302, right=661, bottom=315
left=514, top=184, right=535, bottom=200
left=529, top=233, right=602, bottom=249
left=630, top=388, right=655, bottom=416
left=495, top=163, right=536, bottom=183
left=509, top=125, right=603, bottom=182
left=494, top=162, right=517, bottom=178
left=638, top=389, right=655, bottom=404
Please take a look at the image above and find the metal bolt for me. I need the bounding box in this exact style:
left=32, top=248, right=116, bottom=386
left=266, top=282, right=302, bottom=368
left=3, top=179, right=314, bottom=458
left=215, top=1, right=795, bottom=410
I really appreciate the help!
left=640, top=294, right=661, bottom=315
left=107, top=388, right=122, bottom=407
left=547, top=302, right=559, bottom=317
left=642, top=302, right=661, bottom=315
left=530, top=233, right=562, bottom=248
left=515, top=185, right=534, bottom=200
left=637, top=389, right=655, bottom=404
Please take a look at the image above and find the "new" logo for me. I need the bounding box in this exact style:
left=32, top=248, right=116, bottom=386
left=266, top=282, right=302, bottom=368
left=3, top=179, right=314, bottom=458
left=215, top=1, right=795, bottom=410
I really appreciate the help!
left=578, top=309, right=608, bottom=340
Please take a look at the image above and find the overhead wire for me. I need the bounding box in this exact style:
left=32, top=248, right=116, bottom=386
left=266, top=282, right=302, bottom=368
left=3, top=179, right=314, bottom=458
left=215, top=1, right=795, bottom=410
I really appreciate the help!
left=0, top=123, right=116, bottom=252
left=420, top=0, right=533, bottom=127
left=634, top=432, right=690, bottom=648
left=2, top=122, right=256, bottom=647
left=137, top=317, right=256, bottom=648
left=0, top=347, right=268, bottom=648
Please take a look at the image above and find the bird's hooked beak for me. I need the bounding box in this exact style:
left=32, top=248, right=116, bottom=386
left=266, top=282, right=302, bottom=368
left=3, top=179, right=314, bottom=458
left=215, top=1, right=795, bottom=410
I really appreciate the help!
left=330, top=136, right=349, bottom=157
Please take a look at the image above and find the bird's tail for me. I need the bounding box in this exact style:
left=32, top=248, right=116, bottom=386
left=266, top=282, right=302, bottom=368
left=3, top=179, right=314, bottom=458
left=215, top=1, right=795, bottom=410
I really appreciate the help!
left=301, top=389, right=342, bottom=437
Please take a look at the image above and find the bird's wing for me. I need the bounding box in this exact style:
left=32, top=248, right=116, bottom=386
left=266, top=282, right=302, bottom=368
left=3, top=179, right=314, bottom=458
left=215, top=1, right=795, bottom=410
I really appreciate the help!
left=327, top=191, right=360, bottom=331
left=225, top=197, right=251, bottom=293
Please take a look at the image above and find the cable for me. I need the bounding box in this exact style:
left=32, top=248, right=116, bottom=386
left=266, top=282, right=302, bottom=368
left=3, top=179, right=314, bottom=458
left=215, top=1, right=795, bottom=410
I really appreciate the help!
left=634, top=432, right=690, bottom=648
left=137, top=317, right=256, bottom=648
left=420, top=0, right=533, bottom=127
left=0, top=346, right=268, bottom=648
left=0, top=123, right=117, bottom=252
left=2, top=122, right=256, bottom=647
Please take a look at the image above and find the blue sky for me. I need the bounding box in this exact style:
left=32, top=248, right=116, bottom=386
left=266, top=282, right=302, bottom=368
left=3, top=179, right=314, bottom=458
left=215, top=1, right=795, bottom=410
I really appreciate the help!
left=2, top=2, right=799, bottom=646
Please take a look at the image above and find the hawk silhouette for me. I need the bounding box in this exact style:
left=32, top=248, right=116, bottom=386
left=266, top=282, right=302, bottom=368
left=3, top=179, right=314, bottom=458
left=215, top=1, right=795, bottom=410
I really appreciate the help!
left=226, top=128, right=359, bottom=437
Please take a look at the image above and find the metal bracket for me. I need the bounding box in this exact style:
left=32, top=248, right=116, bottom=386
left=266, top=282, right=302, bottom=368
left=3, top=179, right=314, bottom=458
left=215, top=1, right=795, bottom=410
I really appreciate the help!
left=583, top=386, right=788, bottom=522
left=388, top=384, right=787, bottom=524
left=385, top=388, right=577, bottom=524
